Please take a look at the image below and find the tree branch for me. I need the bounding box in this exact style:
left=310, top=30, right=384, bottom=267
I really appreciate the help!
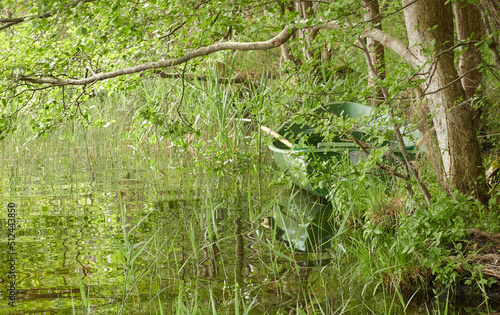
left=357, top=35, right=433, bottom=206
left=15, top=21, right=336, bottom=88
left=362, top=27, right=423, bottom=67
left=422, top=68, right=478, bottom=97
left=0, top=22, right=16, bottom=31
left=21, top=24, right=338, bottom=86
left=351, top=138, right=408, bottom=180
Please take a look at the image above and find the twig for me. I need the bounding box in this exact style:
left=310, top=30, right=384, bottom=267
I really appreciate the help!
left=351, top=138, right=408, bottom=180
left=175, top=62, right=193, bottom=129
left=0, top=22, right=16, bottom=31
left=357, top=34, right=432, bottom=206
left=421, top=68, right=478, bottom=97
left=159, top=22, right=187, bottom=40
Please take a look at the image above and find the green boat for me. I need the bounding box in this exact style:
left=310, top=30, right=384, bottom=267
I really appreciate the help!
left=267, top=102, right=420, bottom=198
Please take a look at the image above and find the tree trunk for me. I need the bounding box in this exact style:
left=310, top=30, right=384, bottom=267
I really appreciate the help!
left=403, top=0, right=487, bottom=201
left=279, top=2, right=318, bottom=65
left=454, top=1, right=485, bottom=129
left=298, top=1, right=317, bottom=60
left=480, top=0, right=500, bottom=32
left=362, top=0, right=385, bottom=106
left=279, top=2, right=302, bottom=66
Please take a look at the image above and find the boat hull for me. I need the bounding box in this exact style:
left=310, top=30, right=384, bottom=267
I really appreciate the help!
left=268, top=102, right=419, bottom=198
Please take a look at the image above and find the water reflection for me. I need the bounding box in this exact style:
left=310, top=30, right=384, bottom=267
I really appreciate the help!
left=0, top=141, right=422, bottom=314
left=262, top=189, right=335, bottom=254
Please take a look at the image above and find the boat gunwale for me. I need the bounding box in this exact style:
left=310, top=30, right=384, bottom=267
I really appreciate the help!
left=268, top=102, right=419, bottom=155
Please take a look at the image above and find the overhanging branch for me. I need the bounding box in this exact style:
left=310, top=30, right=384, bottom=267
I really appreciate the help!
left=17, top=20, right=364, bottom=88
left=21, top=23, right=337, bottom=87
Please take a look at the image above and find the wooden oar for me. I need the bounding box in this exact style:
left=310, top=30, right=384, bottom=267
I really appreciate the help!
left=260, top=125, right=293, bottom=148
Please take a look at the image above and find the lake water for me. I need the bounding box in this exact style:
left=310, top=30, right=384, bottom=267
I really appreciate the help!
left=0, top=133, right=354, bottom=314
left=0, top=130, right=480, bottom=314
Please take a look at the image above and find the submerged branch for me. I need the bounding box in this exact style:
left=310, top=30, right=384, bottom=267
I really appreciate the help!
left=153, top=70, right=273, bottom=86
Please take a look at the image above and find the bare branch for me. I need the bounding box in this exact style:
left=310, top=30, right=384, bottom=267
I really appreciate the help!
left=422, top=68, right=478, bottom=97
left=0, top=22, right=16, bottom=31
left=351, top=138, right=408, bottom=180
left=362, top=27, right=424, bottom=67
left=159, top=22, right=187, bottom=40
left=175, top=62, right=192, bottom=128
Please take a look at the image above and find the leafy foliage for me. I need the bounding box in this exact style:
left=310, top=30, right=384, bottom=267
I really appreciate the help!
left=0, top=0, right=376, bottom=137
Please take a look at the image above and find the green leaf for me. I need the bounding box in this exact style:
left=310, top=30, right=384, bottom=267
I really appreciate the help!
left=76, top=27, right=88, bottom=35
left=479, top=42, right=488, bottom=54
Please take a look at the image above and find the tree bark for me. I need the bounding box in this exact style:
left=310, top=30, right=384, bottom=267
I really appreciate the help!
left=298, top=1, right=317, bottom=60
left=402, top=0, right=487, bottom=201
left=480, top=0, right=500, bottom=31
left=362, top=0, right=386, bottom=106
left=454, top=1, right=485, bottom=129
left=279, top=2, right=318, bottom=64
left=279, top=3, right=302, bottom=66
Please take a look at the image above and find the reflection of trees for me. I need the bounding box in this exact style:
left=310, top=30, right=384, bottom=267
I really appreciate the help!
left=234, top=217, right=259, bottom=278
left=230, top=210, right=327, bottom=311
left=200, top=236, right=219, bottom=278
left=245, top=219, right=259, bottom=272
left=234, top=217, right=244, bottom=277
left=246, top=189, right=337, bottom=311
left=8, top=188, right=131, bottom=309
left=262, top=206, right=335, bottom=252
